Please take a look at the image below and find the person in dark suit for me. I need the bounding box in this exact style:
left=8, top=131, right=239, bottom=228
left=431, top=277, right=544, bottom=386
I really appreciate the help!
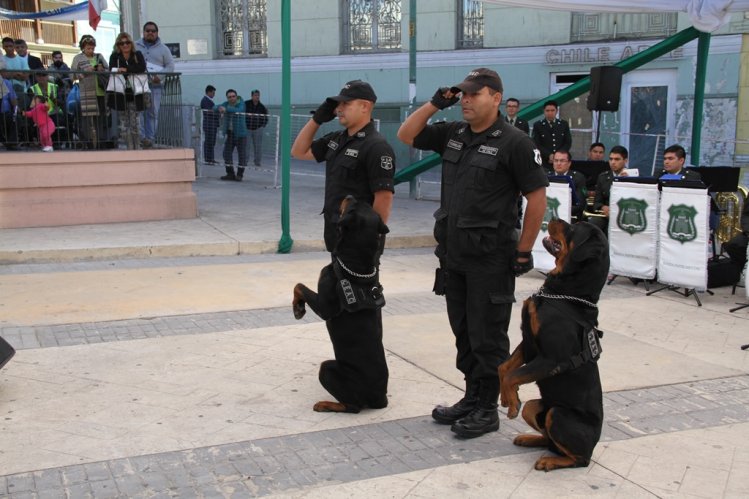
left=14, top=39, right=44, bottom=89
left=658, top=144, right=702, bottom=181
left=504, top=97, right=529, bottom=134
left=589, top=145, right=629, bottom=235
left=532, top=100, right=572, bottom=171
left=551, top=150, right=587, bottom=221
left=200, top=85, right=219, bottom=164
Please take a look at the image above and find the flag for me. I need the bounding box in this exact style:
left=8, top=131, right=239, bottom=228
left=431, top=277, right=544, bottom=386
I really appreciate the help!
left=88, top=0, right=104, bottom=30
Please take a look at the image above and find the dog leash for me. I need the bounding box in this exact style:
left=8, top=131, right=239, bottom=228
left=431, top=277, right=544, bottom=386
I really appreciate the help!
left=335, top=256, right=377, bottom=279
left=533, top=287, right=597, bottom=309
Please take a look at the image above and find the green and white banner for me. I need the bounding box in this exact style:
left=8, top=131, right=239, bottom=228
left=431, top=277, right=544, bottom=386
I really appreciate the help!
left=529, top=180, right=571, bottom=272
left=657, top=186, right=709, bottom=290
left=609, top=182, right=659, bottom=279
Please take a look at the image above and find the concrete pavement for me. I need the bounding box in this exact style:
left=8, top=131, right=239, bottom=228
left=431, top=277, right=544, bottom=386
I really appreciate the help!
left=1, top=165, right=749, bottom=497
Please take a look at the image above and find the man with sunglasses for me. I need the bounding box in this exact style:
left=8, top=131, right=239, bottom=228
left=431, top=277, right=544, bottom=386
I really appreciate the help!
left=135, top=21, right=174, bottom=148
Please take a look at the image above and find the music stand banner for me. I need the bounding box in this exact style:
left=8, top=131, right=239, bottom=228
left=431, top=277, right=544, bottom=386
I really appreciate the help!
left=657, top=186, right=709, bottom=290
left=609, top=182, right=659, bottom=279
left=529, top=180, right=571, bottom=272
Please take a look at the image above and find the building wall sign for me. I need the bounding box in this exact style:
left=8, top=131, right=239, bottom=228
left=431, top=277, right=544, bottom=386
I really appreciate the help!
left=545, top=45, right=684, bottom=65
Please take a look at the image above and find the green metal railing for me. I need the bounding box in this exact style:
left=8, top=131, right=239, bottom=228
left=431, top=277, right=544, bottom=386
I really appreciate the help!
left=393, top=26, right=703, bottom=185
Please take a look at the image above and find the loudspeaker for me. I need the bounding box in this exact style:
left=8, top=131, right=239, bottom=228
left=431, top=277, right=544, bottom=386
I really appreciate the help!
left=587, top=66, right=623, bottom=112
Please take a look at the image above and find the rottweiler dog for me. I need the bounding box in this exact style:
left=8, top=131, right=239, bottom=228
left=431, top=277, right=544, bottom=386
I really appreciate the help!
left=498, top=219, right=609, bottom=472
left=293, top=195, right=390, bottom=413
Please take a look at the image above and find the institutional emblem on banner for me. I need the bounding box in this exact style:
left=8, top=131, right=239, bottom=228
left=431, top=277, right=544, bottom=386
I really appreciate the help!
left=666, top=204, right=698, bottom=243
left=616, top=198, right=648, bottom=235
left=542, top=197, right=560, bottom=232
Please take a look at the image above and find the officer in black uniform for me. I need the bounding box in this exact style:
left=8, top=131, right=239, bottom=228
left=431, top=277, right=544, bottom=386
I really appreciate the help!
left=291, top=80, right=395, bottom=252
left=291, top=80, right=395, bottom=409
left=398, top=68, right=548, bottom=438
left=532, top=100, right=572, bottom=171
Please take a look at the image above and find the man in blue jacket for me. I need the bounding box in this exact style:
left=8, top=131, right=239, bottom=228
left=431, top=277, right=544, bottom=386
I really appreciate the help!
left=216, top=89, right=248, bottom=181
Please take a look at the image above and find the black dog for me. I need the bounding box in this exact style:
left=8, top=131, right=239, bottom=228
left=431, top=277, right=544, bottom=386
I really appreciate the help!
left=293, top=195, right=390, bottom=413
left=498, top=219, right=609, bottom=471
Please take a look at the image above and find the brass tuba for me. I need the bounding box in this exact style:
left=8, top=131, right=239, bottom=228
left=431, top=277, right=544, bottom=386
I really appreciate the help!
left=715, top=186, right=747, bottom=243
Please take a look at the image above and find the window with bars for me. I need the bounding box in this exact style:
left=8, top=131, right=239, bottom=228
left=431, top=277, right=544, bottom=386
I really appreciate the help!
left=457, top=0, right=483, bottom=49
left=217, top=0, right=268, bottom=57
left=343, top=0, right=402, bottom=53
left=571, top=12, right=677, bottom=42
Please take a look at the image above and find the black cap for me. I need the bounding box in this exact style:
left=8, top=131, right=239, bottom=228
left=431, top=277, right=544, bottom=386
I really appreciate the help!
left=451, top=68, right=503, bottom=94
left=327, top=80, right=377, bottom=103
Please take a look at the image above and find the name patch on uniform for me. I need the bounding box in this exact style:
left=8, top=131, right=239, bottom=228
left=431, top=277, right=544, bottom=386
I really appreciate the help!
left=345, top=148, right=359, bottom=158
left=478, top=145, right=498, bottom=156
left=328, top=140, right=339, bottom=150
left=447, top=140, right=463, bottom=151
left=533, top=148, right=543, bottom=166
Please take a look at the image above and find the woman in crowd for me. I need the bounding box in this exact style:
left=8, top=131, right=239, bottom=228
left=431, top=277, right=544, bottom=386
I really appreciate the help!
left=71, top=34, right=110, bottom=148
left=107, top=32, right=146, bottom=149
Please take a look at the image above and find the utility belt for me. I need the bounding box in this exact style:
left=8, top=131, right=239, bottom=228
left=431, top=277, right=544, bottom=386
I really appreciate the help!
left=333, top=259, right=386, bottom=313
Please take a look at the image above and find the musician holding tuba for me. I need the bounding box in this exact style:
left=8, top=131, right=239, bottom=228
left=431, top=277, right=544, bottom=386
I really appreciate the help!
left=723, top=189, right=749, bottom=274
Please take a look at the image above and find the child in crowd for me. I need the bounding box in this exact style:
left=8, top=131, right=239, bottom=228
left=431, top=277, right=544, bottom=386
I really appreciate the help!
left=24, top=95, right=56, bottom=152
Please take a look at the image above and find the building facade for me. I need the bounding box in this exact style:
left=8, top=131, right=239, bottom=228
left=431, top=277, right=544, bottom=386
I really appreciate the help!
left=124, top=1, right=748, bottom=171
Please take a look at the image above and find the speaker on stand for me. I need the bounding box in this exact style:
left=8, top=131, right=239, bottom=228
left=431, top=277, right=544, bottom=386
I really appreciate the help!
left=587, top=66, right=624, bottom=142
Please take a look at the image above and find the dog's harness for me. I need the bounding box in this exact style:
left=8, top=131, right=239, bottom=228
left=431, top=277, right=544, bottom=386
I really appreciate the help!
left=333, top=258, right=385, bottom=313
left=533, top=287, right=604, bottom=375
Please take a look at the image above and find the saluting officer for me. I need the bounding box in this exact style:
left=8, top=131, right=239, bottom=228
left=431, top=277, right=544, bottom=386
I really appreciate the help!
left=398, top=68, right=548, bottom=439
left=291, top=80, right=395, bottom=251
left=532, top=100, right=572, bottom=171
left=291, top=80, right=395, bottom=409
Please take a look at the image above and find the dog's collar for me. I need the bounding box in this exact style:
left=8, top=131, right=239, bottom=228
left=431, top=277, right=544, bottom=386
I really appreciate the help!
left=534, top=287, right=597, bottom=309
left=335, top=256, right=377, bottom=279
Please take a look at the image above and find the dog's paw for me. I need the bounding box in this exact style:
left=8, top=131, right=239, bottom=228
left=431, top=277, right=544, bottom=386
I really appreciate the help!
left=507, top=403, right=520, bottom=419
left=313, top=400, right=358, bottom=413
left=292, top=301, right=306, bottom=320
left=513, top=434, right=548, bottom=447
left=534, top=456, right=578, bottom=472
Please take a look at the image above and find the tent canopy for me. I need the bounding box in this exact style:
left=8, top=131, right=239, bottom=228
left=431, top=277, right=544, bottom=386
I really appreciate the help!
left=479, top=0, right=749, bottom=32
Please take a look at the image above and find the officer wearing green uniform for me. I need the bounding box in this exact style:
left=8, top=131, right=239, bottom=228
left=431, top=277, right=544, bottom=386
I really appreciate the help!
left=398, top=68, right=548, bottom=438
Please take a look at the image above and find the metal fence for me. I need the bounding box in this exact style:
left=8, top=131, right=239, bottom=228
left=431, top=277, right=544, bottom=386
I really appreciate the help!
left=197, top=111, right=381, bottom=186
left=1, top=69, right=184, bottom=151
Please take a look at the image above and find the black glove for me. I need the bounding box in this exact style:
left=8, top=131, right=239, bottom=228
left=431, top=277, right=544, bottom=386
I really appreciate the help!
left=511, top=250, right=534, bottom=277
left=430, top=87, right=459, bottom=110
left=312, top=98, right=337, bottom=125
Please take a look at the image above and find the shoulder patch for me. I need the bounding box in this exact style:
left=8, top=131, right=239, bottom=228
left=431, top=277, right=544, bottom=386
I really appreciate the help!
left=380, top=156, right=393, bottom=170
left=328, top=140, right=338, bottom=150
left=533, top=148, right=543, bottom=166
left=447, top=139, right=463, bottom=151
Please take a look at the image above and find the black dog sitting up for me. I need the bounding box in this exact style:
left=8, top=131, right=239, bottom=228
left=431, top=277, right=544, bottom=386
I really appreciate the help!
left=293, top=195, right=390, bottom=413
left=499, top=219, right=609, bottom=471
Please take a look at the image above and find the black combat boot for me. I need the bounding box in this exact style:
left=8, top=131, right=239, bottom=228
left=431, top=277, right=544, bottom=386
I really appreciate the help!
left=220, top=166, right=236, bottom=181
left=235, top=167, right=245, bottom=181
left=450, top=377, right=499, bottom=438
left=432, top=379, right=479, bottom=424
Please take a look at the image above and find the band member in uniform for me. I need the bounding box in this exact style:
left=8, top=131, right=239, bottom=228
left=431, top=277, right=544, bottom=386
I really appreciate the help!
left=532, top=100, right=572, bottom=171
left=504, top=97, right=529, bottom=134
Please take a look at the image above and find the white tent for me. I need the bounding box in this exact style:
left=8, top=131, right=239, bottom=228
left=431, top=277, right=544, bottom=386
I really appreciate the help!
left=479, top=0, right=749, bottom=32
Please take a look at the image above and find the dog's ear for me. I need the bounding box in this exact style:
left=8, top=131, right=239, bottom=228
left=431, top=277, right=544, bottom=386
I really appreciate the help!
left=569, top=222, right=607, bottom=262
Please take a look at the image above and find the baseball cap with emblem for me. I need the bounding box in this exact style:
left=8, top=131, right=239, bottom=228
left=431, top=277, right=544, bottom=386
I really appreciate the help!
left=327, top=80, right=377, bottom=103
left=451, top=68, right=503, bottom=94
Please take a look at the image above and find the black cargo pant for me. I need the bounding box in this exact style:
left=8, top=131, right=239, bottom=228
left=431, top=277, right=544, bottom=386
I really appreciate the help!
left=445, top=268, right=515, bottom=381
